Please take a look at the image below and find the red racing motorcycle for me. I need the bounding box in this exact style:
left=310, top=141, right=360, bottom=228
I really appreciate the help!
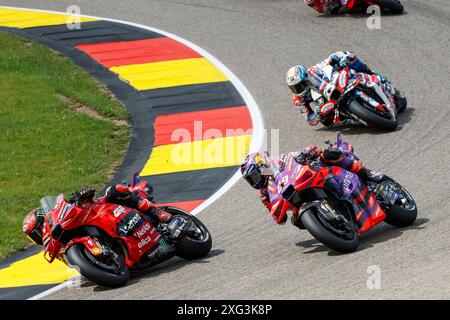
left=23, top=175, right=212, bottom=288
left=268, top=133, right=417, bottom=252
left=343, top=0, right=404, bottom=14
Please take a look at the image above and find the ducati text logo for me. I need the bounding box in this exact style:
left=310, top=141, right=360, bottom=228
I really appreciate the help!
left=138, top=236, right=152, bottom=249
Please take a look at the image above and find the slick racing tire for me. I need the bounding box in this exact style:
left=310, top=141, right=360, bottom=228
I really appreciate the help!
left=381, top=176, right=417, bottom=227
left=372, top=0, right=404, bottom=14
left=396, top=94, right=407, bottom=113
left=160, top=207, right=212, bottom=260
left=348, top=99, right=398, bottom=131
left=66, top=243, right=129, bottom=288
left=301, top=209, right=360, bottom=253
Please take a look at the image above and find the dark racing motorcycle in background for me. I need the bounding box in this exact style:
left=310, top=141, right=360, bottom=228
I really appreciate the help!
left=23, top=174, right=212, bottom=288
left=310, top=65, right=407, bottom=131
left=268, top=133, right=417, bottom=253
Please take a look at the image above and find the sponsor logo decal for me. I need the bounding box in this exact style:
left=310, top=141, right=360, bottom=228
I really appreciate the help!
left=339, top=70, right=347, bottom=89
left=343, top=171, right=354, bottom=193
left=116, top=211, right=144, bottom=237
left=138, top=236, right=152, bottom=249
left=113, top=206, right=126, bottom=218
left=368, top=195, right=375, bottom=208
left=133, top=222, right=152, bottom=238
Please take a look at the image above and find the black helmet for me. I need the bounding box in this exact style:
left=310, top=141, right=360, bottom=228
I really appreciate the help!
left=240, top=152, right=273, bottom=189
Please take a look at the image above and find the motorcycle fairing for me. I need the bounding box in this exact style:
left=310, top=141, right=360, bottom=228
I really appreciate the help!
left=85, top=202, right=162, bottom=267
left=266, top=154, right=386, bottom=232
left=41, top=194, right=162, bottom=267
left=324, top=166, right=386, bottom=233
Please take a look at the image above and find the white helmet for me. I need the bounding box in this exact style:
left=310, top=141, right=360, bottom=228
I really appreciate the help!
left=286, top=65, right=310, bottom=97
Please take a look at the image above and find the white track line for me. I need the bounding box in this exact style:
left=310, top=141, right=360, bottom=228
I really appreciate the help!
left=0, top=6, right=264, bottom=300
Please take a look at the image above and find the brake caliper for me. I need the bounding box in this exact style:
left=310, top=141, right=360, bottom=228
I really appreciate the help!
left=167, top=216, right=192, bottom=240
left=376, top=182, right=399, bottom=205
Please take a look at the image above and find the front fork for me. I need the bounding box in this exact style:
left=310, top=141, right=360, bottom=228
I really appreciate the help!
left=295, top=199, right=351, bottom=229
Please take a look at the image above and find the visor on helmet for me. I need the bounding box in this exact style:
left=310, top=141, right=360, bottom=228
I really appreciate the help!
left=243, top=165, right=263, bottom=188
left=23, top=208, right=44, bottom=246
left=289, top=80, right=309, bottom=97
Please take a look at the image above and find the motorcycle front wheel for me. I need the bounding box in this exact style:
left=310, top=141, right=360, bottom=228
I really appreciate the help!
left=66, top=243, right=129, bottom=288
left=380, top=175, right=417, bottom=227
left=348, top=99, right=398, bottom=131
left=300, top=201, right=359, bottom=253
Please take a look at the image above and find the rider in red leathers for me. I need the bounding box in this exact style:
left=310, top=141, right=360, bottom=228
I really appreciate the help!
left=23, top=184, right=172, bottom=246
left=304, top=0, right=342, bottom=15
left=104, top=184, right=172, bottom=223
left=305, top=0, right=370, bottom=15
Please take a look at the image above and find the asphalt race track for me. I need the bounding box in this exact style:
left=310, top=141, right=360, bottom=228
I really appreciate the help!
left=2, top=0, right=450, bottom=299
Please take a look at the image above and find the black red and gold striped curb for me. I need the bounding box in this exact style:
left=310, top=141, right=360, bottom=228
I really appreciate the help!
left=0, top=7, right=262, bottom=299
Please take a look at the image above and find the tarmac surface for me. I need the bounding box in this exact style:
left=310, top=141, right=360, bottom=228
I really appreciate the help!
left=2, top=0, right=449, bottom=299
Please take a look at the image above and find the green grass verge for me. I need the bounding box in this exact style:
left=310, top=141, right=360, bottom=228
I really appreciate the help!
left=0, top=31, right=130, bottom=259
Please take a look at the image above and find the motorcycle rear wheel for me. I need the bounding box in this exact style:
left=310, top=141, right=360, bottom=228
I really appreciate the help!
left=396, top=94, right=407, bottom=113
left=66, top=243, right=129, bottom=288
left=348, top=99, right=397, bottom=131
left=300, top=205, right=359, bottom=253
left=372, top=0, right=404, bottom=14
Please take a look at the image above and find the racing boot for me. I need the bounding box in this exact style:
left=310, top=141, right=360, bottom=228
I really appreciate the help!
left=138, top=198, right=172, bottom=223
left=321, top=149, right=384, bottom=183
left=376, top=78, right=407, bottom=113
left=357, top=167, right=384, bottom=183
left=106, top=184, right=173, bottom=222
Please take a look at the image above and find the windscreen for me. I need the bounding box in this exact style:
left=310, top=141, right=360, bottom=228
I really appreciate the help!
left=40, top=194, right=64, bottom=214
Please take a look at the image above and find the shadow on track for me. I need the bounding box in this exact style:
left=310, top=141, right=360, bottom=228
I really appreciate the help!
left=315, top=107, right=415, bottom=135
left=315, top=10, right=409, bottom=19
left=85, top=249, right=225, bottom=291
left=295, top=217, right=428, bottom=255
left=357, top=217, right=428, bottom=251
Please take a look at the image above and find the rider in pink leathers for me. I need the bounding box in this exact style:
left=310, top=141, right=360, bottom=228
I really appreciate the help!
left=286, top=51, right=404, bottom=127
left=240, top=145, right=384, bottom=225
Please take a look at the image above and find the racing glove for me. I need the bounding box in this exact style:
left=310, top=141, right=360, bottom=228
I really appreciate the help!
left=292, top=94, right=304, bottom=108
left=306, top=107, right=321, bottom=126
left=329, top=54, right=340, bottom=67
left=258, top=190, right=272, bottom=211
left=68, top=187, right=95, bottom=206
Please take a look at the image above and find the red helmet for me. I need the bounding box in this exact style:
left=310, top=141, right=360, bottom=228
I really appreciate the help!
left=23, top=208, right=45, bottom=246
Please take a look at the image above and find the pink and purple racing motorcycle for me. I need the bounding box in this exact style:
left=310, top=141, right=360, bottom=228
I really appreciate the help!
left=268, top=133, right=417, bottom=252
